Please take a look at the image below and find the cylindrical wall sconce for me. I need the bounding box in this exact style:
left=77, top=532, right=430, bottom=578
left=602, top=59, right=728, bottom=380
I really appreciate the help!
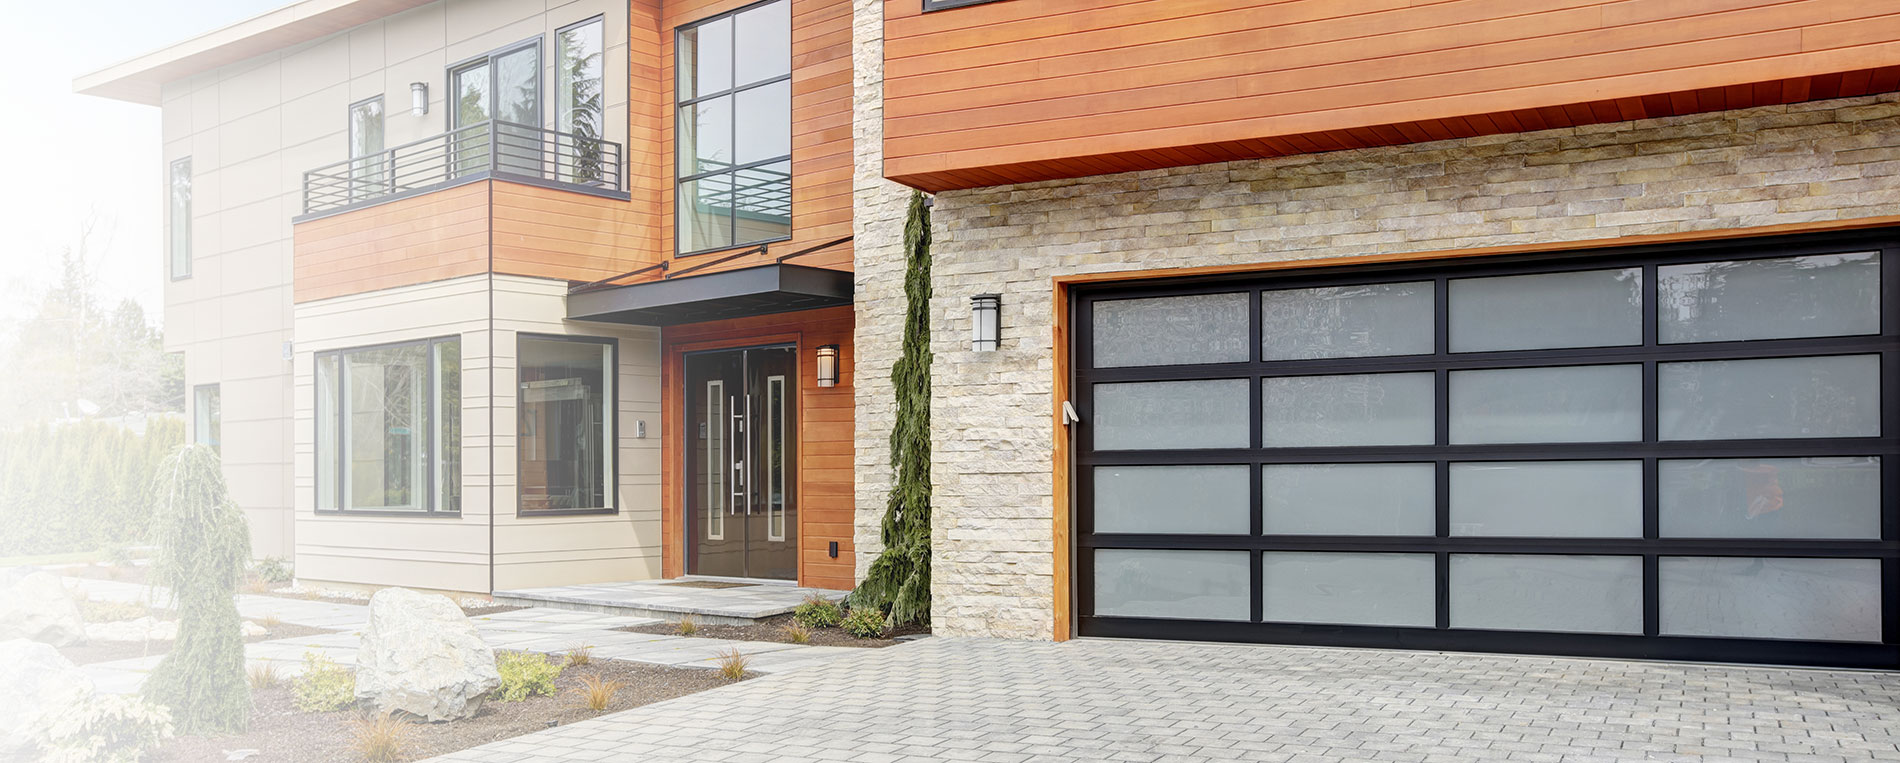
left=971, top=294, right=1001, bottom=352
left=815, top=344, right=840, bottom=387
left=410, top=82, right=429, bottom=116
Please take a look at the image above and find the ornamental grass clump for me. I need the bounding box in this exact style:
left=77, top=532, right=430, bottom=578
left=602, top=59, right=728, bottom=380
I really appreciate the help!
left=782, top=623, right=812, bottom=644
left=492, top=651, right=563, bottom=702
left=349, top=712, right=413, bottom=763
left=714, top=648, right=749, bottom=680
left=140, top=444, right=253, bottom=735
left=674, top=614, right=700, bottom=636
left=571, top=673, right=623, bottom=712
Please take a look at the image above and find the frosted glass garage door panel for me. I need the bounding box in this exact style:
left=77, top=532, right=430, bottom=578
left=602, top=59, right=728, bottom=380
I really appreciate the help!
left=1450, top=555, right=1643, bottom=634
left=1093, top=293, right=1251, bottom=368
left=1450, top=461, right=1643, bottom=538
left=1450, top=268, right=1643, bottom=352
left=1659, top=355, right=1880, bottom=441
left=1260, top=281, right=1434, bottom=360
left=1093, top=550, right=1250, bottom=621
left=1661, top=557, right=1882, bottom=642
left=1262, top=463, right=1435, bottom=535
left=1094, top=380, right=1250, bottom=450
left=1660, top=457, right=1881, bottom=539
left=1659, top=252, right=1880, bottom=344
left=1263, top=372, right=1434, bottom=447
left=1094, top=466, right=1250, bottom=535
left=1262, top=552, right=1436, bottom=627
left=1449, top=365, right=1642, bottom=444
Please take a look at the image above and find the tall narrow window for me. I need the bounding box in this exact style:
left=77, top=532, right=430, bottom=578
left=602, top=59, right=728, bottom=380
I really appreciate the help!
left=348, top=96, right=385, bottom=198
left=169, top=157, right=191, bottom=279
left=518, top=336, right=614, bottom=514
left=765, top=374, right=786, bottom=540
left=557, top=17, right=605, bottom=184
left=676, top=0, right=791, bottom=254
left=449, top=40, right=540, bottom=177
left=315, top=337, right=461, bottom=513
left=193, top=384, right=221, bottom=453
left=704, top=380, right=725, bottom=539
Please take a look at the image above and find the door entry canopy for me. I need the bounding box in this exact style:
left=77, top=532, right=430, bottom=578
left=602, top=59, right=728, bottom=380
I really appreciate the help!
left=567, top=264, right=852, bottom=326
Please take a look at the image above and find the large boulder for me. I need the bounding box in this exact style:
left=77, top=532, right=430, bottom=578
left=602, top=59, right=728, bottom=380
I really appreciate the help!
left=0, top=639, right=95, bottom=760
left=354, top=588, right=499, bottom=721
left=0, top=570, right=85, bottom=646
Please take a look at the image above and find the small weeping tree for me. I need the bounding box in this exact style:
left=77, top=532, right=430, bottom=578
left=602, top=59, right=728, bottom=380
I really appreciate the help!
left=142, top=444, right=252, bottom=735
left=851, top=190, right=933, bottom=626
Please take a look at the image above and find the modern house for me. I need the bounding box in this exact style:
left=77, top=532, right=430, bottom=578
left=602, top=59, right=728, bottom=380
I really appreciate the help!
left=81, top=0, right=1900, bottom=669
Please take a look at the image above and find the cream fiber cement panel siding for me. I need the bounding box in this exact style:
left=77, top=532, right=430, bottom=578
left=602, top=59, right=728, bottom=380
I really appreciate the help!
left=918, top=92, right=1900, bottom=640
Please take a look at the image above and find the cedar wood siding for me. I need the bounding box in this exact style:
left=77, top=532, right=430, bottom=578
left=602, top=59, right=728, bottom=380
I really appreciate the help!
left=882, top=0, right=1900, bottom=191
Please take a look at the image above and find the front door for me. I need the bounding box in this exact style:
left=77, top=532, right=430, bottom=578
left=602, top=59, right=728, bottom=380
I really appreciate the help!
left=686, top=346, right=797, bottom=580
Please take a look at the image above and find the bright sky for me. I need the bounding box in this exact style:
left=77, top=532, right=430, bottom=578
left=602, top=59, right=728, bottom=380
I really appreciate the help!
left=0, top=0, right=287, bottom=328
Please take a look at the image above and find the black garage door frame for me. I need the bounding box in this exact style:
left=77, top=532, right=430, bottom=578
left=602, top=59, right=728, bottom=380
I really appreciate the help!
left=1070, top=227, right=1900, bottom=669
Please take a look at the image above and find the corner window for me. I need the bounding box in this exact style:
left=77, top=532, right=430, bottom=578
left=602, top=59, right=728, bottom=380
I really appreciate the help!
left=316, top=338, right=461, bottom=513
left=348, top=96, right=385, bottom=198
left=676, top=0, right=791, bottom=255
left=192, top=384, right=220, bottom=453
left=557, top=16, right=606, bottom=184
left=169, top=157, right=191, bottom=279
left=518, top=335, right=614, bottom=514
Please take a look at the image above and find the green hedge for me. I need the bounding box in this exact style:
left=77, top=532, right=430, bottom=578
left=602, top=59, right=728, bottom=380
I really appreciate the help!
left=0, top=416, right=184, bottom=556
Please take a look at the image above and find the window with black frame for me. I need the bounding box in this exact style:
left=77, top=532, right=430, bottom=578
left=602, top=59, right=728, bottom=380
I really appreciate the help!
left=518, top=335, right=615, bottom=514
left=169, top=157, right=191, bottom=280
left=1075, top=232, right=1899, bottom=668
left=676, top=0, right=791, bottom=255
left=315, top=337, right=461, bottom=514
left=193, top=384, right=221, bottom=453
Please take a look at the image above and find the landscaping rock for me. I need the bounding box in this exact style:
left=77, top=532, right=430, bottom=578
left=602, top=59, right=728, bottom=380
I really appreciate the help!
left=0, top=639, right=95, bottom=759
left=354, top=587, right=499, bottom=721
left=0, top=570, right=84, bottom=646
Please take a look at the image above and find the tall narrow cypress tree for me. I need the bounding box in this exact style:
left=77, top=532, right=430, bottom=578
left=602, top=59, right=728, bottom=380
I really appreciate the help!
left=142, top=443, right=252, bottom=734
left=851, top=190, right=933, bottom=625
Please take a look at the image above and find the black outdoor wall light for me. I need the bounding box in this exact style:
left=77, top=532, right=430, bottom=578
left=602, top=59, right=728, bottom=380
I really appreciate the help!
left=972, top=294, right=1001, bottom=352
left=816, top=344, right=840, bottom=387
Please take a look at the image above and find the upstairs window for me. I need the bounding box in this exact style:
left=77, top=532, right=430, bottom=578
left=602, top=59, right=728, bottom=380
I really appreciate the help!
left=348, top=96, right=385, bottom=198
left=169, top=157, right=191, bottom=279
left=676, top=0, right=790, bottom=255
left=557, top=16, right=606, bottom=184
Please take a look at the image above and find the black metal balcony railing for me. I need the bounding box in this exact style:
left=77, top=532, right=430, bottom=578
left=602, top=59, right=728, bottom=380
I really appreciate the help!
left=301, top=120, right=624, bottom=216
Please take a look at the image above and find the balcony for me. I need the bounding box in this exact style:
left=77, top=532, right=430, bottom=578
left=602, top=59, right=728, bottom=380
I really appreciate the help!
left=299, top=120, right=626, bottom=218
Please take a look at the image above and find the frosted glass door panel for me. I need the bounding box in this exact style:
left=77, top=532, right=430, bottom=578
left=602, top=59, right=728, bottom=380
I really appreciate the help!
left=1450, top=555, right=1643, bottom=634
left=1263, top=372, right=1434, bottom=447
left=1661, top=557, right=1881, bottom=642
left=1659, top=355, right=1880, bottom=441
left=1660, top=457, right=1880, bottom=539
left=1659, top=252, right=1880, bottom=343
left=1261, top=553, right=1435, bottom=627
left=1450, top=461, right=1642, bottom=537
left=1093, top=550, right=1250, bottom=621
left=1450, top=365, right=1642, bottom=444
left=1094, top=466, right=1250, bottom=535
left=1095, top=380, right=1250, bottom=450
left=1261, top=281, right=1434, bottom=360
left=1262, top=463, right=1434, bottom=535
left=1450, top=268, right=1642, bottom=352
left=1094, top=293, right=1251, bottom=368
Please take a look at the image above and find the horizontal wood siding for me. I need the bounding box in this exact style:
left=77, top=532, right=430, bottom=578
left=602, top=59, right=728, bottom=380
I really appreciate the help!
left=491, top=183, right=664, bottom=282
left=884, top=0, right=1900, bottom=190
left=659, top=306, right=856, bottom=590
left=291, top=182, right=490, bottom=303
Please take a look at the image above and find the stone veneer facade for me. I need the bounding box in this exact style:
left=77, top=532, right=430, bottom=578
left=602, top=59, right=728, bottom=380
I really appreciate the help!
left=921, top=93, right=1900, bottom=639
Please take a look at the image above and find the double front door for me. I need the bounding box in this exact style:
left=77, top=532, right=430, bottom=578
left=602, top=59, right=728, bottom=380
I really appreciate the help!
left=686, top=346, right=797, bottom=580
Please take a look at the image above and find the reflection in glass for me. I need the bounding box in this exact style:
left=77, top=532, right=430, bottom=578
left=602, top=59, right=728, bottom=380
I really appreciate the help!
left=733, top=0, right=791, bottom=85
left=1660, top=355, right=1880, bottom=440
left=1095, top=380, right=1249, bottom=450
left=557, top=19, right=606, bottom=183
left=1094, top=466, right=1249, bottom=535
left=676, top=0, right=791, bottom=253
left=433, top=341, right=462, bottom=513
left=1260, top=281, right=1433, bottom=360
left=169, top=158, right=191, bottom=278
left=1262, top=552, right=1435, bottom=627
left=1660, top=252, right=1879, bottom=343
left=1450, top=365, right=1641, bottom=444
left=519, top=337, right=614, bottom=512
left=1094, top=293, right=1250, bottom=368
left=1450, top=268, right=1642, bottom=352
left=678, top=15, right=731, bottom=98
left=1451, top=555, right=1642, bottom=634
left=345, top=344, right=428, bottom=511
left=1094, top=549, right=1250, bottom=621
left=193, top=385, right=221, bottom=453
left=1661, top=457, right=1879, bottom=539
left=1450, top=461, right=1642, bottom=537
left=1661, top=557, right=1881, bottom=642
left=1263, top=372, right=1433, bottom=447
left=1262, top=463, right=1434, bottom=535
left=348, top=97, right=385, bottom=197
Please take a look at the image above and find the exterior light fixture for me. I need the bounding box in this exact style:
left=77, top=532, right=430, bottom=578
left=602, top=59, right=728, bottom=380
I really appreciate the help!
left=410, top=82, right=429, bottom=116
left=971, top=294, right=1001, bottom=352
left=816, top=344, right=840, bottom=387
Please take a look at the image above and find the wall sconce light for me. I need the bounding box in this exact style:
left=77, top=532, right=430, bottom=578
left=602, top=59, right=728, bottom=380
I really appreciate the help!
left=971, top=294, right=1001, bottom=352
left=410, top=82, right=429, bottom=117
left=815, top=344, right=840, bottom=388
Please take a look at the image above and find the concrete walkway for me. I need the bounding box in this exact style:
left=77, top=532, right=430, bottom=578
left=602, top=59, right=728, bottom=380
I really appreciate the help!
left=61, top=577, right=873, bottom=695
left=430, top=637, right=1900, bottom=763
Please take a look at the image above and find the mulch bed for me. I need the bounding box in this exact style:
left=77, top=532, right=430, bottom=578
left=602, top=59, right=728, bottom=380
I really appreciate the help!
left=58, top=621, right=337, bottom=666
left=149, top=658, right=743, bottom=762
left=617, top=613, right=927, bottom=648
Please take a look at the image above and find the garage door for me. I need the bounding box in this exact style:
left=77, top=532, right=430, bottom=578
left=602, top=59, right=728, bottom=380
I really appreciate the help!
left=1073, top=231, right=1899, bottom=668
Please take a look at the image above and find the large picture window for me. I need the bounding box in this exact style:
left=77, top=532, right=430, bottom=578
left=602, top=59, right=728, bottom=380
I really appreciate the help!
left=316, top=337, right=461, bottom=514
left=518, top=335, right=614, bottom=514
left=169, top=157, right=191, bottom=280
left=676, top=0, right=791, bottom=255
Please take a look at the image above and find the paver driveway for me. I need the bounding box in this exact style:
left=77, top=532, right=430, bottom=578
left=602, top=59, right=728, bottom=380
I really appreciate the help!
left=432, top=637, right=1900, bottom=762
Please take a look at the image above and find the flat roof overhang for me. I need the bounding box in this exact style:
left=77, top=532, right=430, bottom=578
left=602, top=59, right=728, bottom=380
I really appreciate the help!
left=566, top=264, right=852, bottom=327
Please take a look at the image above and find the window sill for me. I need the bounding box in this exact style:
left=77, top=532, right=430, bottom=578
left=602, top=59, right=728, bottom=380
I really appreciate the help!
left=313, top=509, right=462, bottom=518
left=517, top=508, right=619, bottom=518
